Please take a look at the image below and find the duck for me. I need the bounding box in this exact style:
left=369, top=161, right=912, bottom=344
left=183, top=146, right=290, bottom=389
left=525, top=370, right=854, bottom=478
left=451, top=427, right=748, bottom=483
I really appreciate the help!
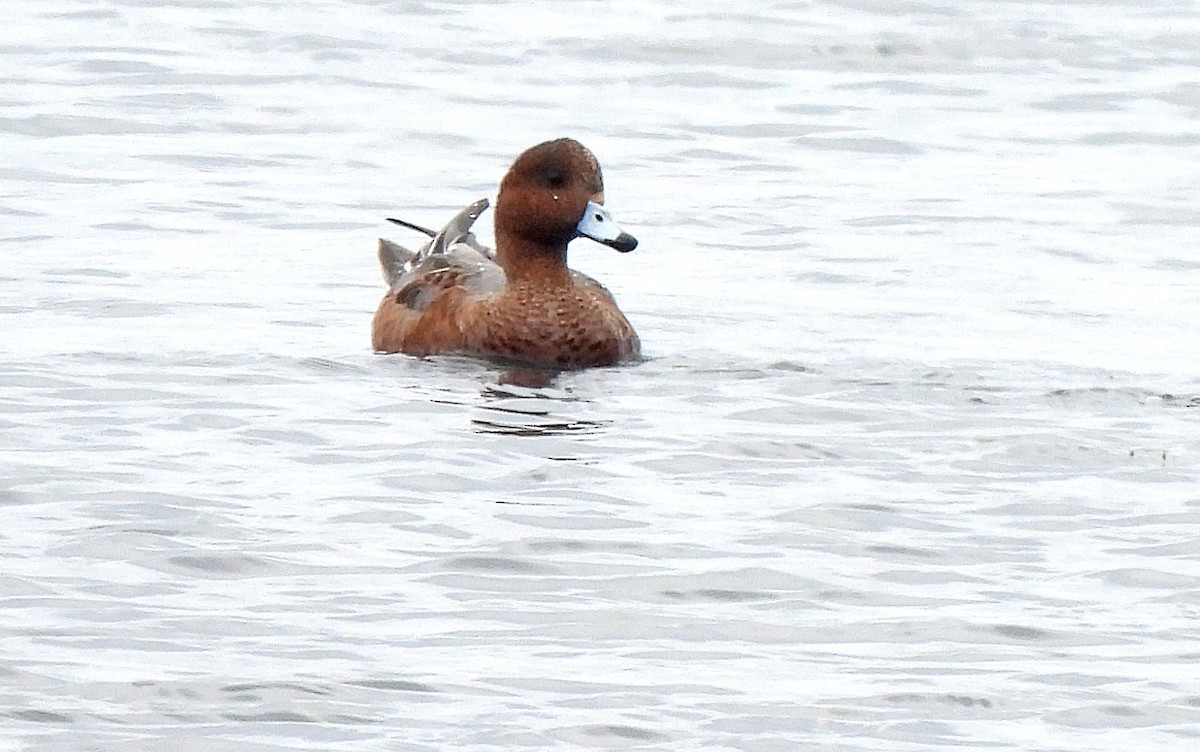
left=371, top=138, right=641, bottom=369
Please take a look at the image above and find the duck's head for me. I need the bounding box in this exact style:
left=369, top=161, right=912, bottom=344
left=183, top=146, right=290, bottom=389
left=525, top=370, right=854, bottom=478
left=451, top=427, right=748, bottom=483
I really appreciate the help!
left=494, top=138, right=637, bottom=260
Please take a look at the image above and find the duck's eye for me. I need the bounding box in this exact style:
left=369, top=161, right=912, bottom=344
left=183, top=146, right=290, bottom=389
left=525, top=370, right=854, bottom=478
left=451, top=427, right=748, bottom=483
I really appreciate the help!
left=539, top=167, right=567, bottom=189
left=593, top=212, right=604, bottom=222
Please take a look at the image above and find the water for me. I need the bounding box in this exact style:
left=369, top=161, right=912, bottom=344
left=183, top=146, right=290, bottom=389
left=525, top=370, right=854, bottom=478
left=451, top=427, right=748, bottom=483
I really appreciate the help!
left=3, top=1, right=1199, bottom=749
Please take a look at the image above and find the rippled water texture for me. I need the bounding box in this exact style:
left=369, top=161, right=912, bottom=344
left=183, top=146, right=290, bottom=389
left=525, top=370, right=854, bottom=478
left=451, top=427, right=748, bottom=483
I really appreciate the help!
left=3, top=1, right=1199, bottom=749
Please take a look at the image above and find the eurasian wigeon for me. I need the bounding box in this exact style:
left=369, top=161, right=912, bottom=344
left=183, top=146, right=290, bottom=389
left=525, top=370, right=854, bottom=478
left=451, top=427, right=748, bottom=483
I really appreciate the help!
left=371, top=138, right=640, bottom=369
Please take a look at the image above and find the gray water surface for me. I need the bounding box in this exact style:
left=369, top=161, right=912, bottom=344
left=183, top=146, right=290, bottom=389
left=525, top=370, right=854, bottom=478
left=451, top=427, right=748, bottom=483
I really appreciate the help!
left=2, top=1, right=1199, bottom=750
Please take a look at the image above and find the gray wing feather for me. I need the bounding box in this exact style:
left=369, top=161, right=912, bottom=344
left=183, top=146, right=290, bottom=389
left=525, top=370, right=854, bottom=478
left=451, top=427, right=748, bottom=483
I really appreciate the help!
left=378, top=198, right=504, bottom=300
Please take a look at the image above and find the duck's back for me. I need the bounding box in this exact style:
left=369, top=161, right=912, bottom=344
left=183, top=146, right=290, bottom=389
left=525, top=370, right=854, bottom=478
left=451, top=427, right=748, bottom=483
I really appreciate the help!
left=372, top=200, right=502, bottom=355
left=372, top=247, right=504, bottom=356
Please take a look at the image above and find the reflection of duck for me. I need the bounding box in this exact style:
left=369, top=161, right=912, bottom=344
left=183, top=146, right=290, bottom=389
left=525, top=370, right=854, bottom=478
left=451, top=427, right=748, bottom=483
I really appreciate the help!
left=471, top=398, right=609, bottom=437
left=371, top=138, right=641, bottom=369
left=473, top=380, right=609, bottom=437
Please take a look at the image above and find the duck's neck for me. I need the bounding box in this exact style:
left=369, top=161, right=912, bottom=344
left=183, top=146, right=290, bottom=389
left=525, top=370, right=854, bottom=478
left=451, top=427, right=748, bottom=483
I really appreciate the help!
left=496, top=232, right=573, bottom=286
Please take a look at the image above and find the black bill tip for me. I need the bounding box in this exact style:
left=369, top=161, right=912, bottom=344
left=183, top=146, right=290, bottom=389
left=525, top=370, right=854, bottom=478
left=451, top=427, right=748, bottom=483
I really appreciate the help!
left=607, top=232, right=637, bottom=253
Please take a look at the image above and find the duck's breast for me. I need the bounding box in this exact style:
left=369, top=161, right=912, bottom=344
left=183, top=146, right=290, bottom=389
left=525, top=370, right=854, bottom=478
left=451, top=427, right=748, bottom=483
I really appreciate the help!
left=464, top=282, right=639, bottom=367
